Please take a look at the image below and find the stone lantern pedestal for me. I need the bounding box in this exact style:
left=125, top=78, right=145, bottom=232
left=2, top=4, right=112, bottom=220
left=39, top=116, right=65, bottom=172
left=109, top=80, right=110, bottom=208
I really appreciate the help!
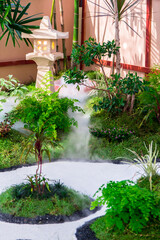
left=22, top=16, right=69, bottom=91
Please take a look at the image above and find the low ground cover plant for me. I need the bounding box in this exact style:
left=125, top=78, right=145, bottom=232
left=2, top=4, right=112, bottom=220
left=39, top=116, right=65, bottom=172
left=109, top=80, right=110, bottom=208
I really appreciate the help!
left=0, top=181, right=91, bottom=218
left=90, top=214, right=160, bottom=240
left=88, top=108, right=160, bottom=160
left=0, top=75, right=28, bottom=97
left=0, top=114, right=13, bottom=137
left=89, top=127, right=134, bottom=142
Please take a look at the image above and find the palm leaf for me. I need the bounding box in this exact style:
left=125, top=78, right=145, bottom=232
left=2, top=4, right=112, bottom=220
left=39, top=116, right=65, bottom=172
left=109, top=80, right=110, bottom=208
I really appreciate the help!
left=1, top=0, right=42, bottom=46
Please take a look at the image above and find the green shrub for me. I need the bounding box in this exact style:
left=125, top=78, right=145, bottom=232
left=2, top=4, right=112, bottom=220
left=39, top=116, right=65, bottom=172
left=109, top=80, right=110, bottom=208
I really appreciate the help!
left=93, top=72, right=147, bottom=114
left=91, top=180, right=160, bottom=233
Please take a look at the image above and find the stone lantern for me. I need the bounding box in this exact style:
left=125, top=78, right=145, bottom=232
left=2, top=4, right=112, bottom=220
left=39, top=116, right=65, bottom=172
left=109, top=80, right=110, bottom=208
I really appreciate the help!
left=22, top=16, right=69, bottom=91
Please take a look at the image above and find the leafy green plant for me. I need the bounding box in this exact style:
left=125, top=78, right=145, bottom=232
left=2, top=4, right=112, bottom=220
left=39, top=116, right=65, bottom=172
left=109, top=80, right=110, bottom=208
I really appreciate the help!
left=91, top=180, right=160, bottom=233
left=127, top=141, right=160, bottom=190
left=0, top=75, right=28, bottom=96
left=90, top=127, right=134, bottom=142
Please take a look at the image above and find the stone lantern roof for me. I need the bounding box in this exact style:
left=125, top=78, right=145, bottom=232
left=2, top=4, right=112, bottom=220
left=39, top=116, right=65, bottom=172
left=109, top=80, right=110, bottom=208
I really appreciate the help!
left=22, top=16, right=69, bottom=39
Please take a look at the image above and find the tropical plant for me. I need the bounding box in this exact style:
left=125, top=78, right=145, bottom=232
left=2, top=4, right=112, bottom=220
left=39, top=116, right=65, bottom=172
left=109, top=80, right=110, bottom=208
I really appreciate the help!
left=8, top=88, right=82, bottom=193
left=87, top=0, right=141, bottom=73
left=0, top=0, right=42, bottom=46
left=26, top=174, right=50, bottom=195
left=91, top=180, right=160, bottom=233
left=127, top=141, right=160, bottom=191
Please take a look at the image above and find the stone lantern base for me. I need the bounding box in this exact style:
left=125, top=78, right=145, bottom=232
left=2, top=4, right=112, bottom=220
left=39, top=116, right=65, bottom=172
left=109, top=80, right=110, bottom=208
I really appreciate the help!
left=36, top=65, right=55, bottom=92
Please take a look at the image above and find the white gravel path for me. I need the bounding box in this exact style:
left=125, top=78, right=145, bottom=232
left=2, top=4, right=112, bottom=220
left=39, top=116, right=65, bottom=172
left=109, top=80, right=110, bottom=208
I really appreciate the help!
left=0, top=161, right=141, bottom=240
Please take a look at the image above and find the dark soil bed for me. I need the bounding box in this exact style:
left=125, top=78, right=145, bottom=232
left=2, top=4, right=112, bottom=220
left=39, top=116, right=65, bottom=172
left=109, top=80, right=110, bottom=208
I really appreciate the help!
left=0, top=207, right=100, bottom=224
left=76, top=218, right=99, bottom=240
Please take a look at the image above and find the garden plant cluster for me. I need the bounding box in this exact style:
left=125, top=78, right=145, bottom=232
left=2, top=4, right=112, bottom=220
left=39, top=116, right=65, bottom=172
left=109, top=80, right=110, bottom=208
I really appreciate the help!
left=0, top=4, right=160, bottom=236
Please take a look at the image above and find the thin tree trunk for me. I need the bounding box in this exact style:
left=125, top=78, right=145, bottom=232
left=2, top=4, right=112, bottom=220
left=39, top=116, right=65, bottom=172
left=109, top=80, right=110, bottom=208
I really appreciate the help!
left=59, top=0, right=67, bottom=70
left=123, top=94, right=131, bottom=112
left=114, top=0, right=121, bottom=74
left=112, top=55, right=115, bottom=75
left=71, top=0, right=79, bottom=69
left=130, top=94, right=135, bottom=113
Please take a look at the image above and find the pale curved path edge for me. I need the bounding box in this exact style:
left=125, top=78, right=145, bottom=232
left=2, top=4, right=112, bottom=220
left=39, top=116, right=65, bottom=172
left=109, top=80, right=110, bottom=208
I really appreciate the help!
left=0, top=161, right=141, bottom=240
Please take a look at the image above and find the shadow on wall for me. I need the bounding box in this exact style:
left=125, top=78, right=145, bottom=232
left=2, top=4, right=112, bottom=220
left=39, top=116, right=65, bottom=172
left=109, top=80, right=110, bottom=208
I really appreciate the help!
left=151, top=0, right=160, bottom=66
left=121, top=0, right=146, bottom=67
left=84, top=0, right=147, bottom=70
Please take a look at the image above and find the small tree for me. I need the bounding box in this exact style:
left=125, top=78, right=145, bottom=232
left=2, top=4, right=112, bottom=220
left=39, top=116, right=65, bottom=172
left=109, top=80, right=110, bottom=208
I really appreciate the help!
left=8, top=88, right=82, bottom=193
left=65, top=37, right=119, bottom=99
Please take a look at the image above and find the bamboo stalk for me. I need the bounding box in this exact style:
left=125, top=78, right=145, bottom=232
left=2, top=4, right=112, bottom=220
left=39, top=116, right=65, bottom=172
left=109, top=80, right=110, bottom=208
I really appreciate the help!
left=71, top=0, right=79, bottom=69
left=73, top=0, right=79, bottom=45
left=50, top=0, right=61, bottom=72
left=50, top=0, right=55, bottom=24
left=59, top=0, right=67, bottom=70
